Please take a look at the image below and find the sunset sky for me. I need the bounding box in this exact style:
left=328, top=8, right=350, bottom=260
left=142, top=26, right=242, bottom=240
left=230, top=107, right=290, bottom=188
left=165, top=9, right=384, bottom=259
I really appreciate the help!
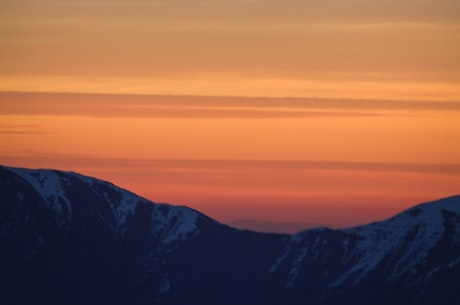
left=1, top=0, right=459, bottom=231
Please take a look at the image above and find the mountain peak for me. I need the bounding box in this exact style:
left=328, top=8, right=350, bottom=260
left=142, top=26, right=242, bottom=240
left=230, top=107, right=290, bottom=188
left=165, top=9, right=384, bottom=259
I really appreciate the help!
left=0, top=165, right=201, bottom=244
left=409, top=195, right=460, bottom=214
left=1, top=165, right=459, bottom=305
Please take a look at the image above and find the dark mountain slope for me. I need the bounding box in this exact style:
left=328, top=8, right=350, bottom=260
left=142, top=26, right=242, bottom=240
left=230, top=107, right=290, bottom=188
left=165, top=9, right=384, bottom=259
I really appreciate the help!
left=268, top=196, right=460, bottom=305
left=1, top=165, right=459, bottom=305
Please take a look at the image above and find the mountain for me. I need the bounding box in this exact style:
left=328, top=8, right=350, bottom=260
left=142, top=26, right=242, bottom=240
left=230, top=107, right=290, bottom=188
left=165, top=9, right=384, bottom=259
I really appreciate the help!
left=1, top=165, right=459, bottom=305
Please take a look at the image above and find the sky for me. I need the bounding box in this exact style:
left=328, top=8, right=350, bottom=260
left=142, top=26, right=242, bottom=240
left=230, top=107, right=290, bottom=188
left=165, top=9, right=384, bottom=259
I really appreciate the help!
left=1, top=0, right=459, bottom=231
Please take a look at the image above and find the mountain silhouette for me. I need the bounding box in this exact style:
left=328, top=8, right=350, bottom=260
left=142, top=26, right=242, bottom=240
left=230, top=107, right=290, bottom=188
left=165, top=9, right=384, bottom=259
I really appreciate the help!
left=1, top=165, right=459, bottom=305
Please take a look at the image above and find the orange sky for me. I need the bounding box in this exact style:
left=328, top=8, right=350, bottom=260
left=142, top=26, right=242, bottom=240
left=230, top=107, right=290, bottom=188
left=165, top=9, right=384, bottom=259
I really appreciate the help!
left=1, top=1, right=459, bottom=230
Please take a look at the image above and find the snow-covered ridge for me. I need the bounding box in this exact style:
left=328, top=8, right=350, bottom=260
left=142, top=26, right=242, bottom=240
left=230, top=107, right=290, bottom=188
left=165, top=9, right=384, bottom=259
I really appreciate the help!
left=7, top=166, right=141, bottom=231
left=331, top=197, right=460, bottom=286
left=70, top=172, right=142, bottom=234
left=270, top=196, right=460, bottom=289
left=151, top=204, right=199, bottom=245
left=269, top=228, right=333, bottom=287
left=335, top=196, right=460, bottom=285
left=3, top=166, right=200, bottom=243
left=67, top=170, right=200, bottom=242
left=8, top=167, right=73, bottom=228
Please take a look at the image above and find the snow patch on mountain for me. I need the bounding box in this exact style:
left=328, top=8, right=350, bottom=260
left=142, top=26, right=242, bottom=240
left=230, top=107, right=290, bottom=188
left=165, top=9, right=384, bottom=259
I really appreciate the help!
left=152, top=205, right=199, bottom=245
left=330, top=200, right=454, bottom=287
left=10, top=167, right=73, bottom=228
left=112, top=190, right=139, bottom=233
left=269, top=236, right=295, bottom=273
left=88, top=179, right=140, bottom=234
left=269, top=197, right=460, bottom=290
left=270, top=229, right=331, bottom=288
left=4, top=166, right=202, bottom=246
left=286, top=241, right=308, bottom=288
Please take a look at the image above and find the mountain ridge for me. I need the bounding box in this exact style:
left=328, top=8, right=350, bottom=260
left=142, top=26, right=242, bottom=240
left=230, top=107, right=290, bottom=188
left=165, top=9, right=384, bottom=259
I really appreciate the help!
left=1, top=165, right=459, bottom=305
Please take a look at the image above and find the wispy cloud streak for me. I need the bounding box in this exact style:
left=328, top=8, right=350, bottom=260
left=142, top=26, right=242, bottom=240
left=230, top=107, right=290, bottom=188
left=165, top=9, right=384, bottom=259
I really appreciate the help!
left=1, top=154, right=459, bottom=176
left=0, top=123, right=50, bottom=135
left=1, top=91, right=459, bottom=118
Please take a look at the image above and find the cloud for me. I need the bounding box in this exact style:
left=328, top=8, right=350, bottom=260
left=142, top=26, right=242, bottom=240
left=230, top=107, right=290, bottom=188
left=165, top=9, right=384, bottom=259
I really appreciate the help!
left=133, top=159, right=460, bottom=176
left=1, top=154, right=459, bottom=176
left=0, top=131, right=49, bottom=134
left=0, top=123, right=50, bottom=135
left=1, top=91, right=459, bottom=119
